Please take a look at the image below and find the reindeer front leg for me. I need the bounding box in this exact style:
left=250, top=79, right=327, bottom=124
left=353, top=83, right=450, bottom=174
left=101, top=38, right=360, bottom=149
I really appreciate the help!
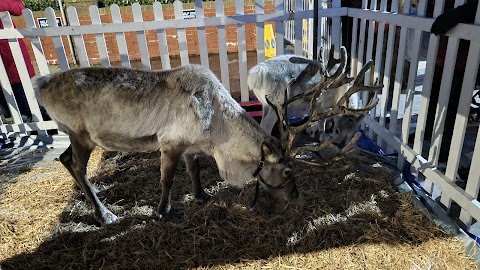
left=157, top=149, right=182, bottom=220
left=184, top=153, right=210, bottom=205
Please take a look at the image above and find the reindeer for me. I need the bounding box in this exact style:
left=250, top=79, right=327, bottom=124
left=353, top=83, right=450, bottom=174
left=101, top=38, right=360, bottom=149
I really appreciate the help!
left=248, top=47, right=378, bottom=148
left=34, top=65, right=299, bottom=225
left=260, top=47, right=382, bottom=159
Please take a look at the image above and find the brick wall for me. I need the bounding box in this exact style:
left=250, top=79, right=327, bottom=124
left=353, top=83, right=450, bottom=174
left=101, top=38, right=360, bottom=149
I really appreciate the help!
left=12, top=0, right=276, bottom=65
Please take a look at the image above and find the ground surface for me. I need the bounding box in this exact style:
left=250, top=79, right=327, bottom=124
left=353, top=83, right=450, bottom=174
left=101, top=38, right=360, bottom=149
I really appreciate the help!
left=0, top=137, right=477, bottom=269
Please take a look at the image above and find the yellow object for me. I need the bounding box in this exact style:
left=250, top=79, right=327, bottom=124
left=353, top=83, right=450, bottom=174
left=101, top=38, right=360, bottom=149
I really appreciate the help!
left=264, top=24, right=276, bottom=58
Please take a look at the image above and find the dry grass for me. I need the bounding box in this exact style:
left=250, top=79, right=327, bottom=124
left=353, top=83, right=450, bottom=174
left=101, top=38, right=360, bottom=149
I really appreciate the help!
left=0, top=148, right=477, bottom=269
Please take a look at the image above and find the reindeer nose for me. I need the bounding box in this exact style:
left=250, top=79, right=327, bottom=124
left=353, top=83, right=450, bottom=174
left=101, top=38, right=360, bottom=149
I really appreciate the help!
left=314, top=130, right=320, bottom=137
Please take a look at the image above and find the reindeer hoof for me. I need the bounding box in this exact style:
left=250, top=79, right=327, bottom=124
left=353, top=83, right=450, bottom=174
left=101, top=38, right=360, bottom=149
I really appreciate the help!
left=195, top=191, right=211, bottom=205
left=99, top=210, right=118, bottom=225
left=155, top=204, right=171, bottom=221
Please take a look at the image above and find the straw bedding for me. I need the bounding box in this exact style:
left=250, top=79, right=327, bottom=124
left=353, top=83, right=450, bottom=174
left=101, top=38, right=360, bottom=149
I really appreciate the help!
left=0, top=147, right=477, bottom=269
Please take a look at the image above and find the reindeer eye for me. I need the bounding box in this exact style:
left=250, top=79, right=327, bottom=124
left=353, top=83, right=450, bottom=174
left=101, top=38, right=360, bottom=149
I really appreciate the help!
left=335, top=129, right=340, bottom=134
left=283, top=168, right=292, bottom=177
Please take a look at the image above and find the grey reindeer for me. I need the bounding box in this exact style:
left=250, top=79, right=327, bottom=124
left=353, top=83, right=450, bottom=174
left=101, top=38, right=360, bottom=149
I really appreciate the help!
left=248, top=48, right=373, bottom=149
left=35, top=65, right=299, bottom=225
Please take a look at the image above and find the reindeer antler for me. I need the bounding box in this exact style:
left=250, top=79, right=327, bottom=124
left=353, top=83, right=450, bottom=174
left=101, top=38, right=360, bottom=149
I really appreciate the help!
left=266, top=46, right=383, bottom=161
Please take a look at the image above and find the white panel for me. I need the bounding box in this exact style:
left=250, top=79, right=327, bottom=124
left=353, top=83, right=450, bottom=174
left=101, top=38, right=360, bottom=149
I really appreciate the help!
left=153, top=2, right=171, bottom=70
left=236, top=1, right=249, bottom=102
left=294, top=0, right=303, bottom=56
left=174, top=0, right=189, bottom=65
left=400, top=0, right=429, bottom=168
left=275, top=0, right=285, bottom=56
left=255, top=0, right=265, bottom=63
left=1, top=12, right=44, bottom=124
left=388, top=0, right=409, bottom=156
left=215, top=0, right=230, bottom=91
left=89, top=5, right=110, bottom=67
left=67, top=7, right=90, bottom=67
left=111, top=4, right=130, bottom=68
left=133, top=3, right=151, bottom=70
left=110, top=4, right=130, bottom=68
left=22, top=9, right=50, bottom=76
left=45, top=7, right=69, bottom=71
left=195, top=0, right=209, bottom=68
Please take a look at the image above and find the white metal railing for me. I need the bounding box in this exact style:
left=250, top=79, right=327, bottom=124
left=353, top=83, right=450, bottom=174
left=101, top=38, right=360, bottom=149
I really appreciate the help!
left=284, top=0, right=332, bottom=58
left=0, top=0, right=479, bottom=238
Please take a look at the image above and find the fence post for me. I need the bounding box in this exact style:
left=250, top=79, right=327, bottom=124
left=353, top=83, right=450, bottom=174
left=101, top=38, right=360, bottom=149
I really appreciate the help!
left=331, top=0, right=341, bottom=57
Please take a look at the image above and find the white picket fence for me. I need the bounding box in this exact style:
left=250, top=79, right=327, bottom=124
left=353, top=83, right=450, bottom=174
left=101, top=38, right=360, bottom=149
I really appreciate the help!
left=1, top=0, right=480, bottom=237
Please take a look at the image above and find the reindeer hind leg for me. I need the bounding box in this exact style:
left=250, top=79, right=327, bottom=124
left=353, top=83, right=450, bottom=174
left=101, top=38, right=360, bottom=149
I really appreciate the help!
left=59, top=145, right=99, bottom=195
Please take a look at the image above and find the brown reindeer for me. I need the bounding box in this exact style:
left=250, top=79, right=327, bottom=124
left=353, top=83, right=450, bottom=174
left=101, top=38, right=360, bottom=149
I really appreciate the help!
left=35, top=65, right=299, bottom=225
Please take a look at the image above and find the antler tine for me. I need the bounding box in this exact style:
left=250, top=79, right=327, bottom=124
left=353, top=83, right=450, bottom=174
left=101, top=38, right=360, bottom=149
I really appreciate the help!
left=333, top=60, right=382, bottom=112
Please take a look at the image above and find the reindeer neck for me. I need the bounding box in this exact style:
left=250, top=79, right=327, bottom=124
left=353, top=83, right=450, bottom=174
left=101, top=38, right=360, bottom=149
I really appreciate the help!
left=213, top=112, right=267, bottom=186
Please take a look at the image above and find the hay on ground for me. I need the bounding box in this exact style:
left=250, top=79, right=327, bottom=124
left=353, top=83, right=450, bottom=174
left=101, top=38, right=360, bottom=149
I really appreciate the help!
left=0, top=148, right=477, bottom=269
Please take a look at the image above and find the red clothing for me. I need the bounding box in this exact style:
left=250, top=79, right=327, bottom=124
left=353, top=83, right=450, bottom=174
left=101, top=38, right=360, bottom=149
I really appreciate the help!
left=0, top=0, right=35, bottom=84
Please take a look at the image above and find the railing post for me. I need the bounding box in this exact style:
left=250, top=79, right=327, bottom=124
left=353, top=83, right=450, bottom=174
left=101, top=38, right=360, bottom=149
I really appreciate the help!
left=331, top=0, right=342, bottom=57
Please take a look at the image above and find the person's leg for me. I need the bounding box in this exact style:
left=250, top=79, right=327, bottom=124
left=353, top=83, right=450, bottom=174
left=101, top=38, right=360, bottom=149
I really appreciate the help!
left=10, top=83, right=31, bottom=120
left=0, top=87, right=12, bottom=118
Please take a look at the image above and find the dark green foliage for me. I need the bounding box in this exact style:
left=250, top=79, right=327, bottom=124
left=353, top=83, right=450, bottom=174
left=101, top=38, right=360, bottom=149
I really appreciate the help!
left=24, top=0, right=60, bottom=11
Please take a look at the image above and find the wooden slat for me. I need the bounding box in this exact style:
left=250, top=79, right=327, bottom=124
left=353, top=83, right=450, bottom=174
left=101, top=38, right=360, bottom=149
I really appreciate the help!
left=376, top=0, right=399, bottom=146
left=315, top=0, right=324, bottom=57
left=365, top=0, right=378, bottom=137
left=132, top=3, right=151, bottom=70
left=349, top=16, right=359, bottom=77
left=89, top=5, right=110, bottom=67
left=22, top=9, right=50, bottom=76
left=111, top=4, right=130, bottom=68
left=1, top=12, right=44, bottom=124
left=153, top=2, right=171, bottom=70
left=174, top=0, right=189, bottom=65
left=67, top=7, right=90, bottom=67
left=331, top=0, right=341, bottom=56
left=275, top=0, right=285, bottom=56
left=0, top=39, right=22, bottom=124
left=236, top=1, right=249, bottom=102
left=355, top=0, right=368, bottom=77
left=195, top=0, right=209, bottom=68
left=400, top=0, right=429, bottom=165
left=369, top=0, right=389, bottom=140
left=255, top=0, right=265, bottom=63
left=460, top=125, right=480, bottom=225
left=215, top=0, right=230, bottom=91
left=388, top=0, right=410, bottom=157
left=46, top=7, right=69, bottom=71
left=294, top=0, right=303, bottom=56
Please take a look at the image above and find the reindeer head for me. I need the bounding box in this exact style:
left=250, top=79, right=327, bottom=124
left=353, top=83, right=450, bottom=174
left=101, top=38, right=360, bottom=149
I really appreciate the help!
left=253, top=137, right=299, bottom=203
left=266, top=46, right=382, bottom=161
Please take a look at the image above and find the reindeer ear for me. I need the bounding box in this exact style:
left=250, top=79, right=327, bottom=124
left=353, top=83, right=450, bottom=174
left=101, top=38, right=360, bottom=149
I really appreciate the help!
left=261, top=138, right=274, bottom=156
left=261, top=137, right=282, bottom=157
